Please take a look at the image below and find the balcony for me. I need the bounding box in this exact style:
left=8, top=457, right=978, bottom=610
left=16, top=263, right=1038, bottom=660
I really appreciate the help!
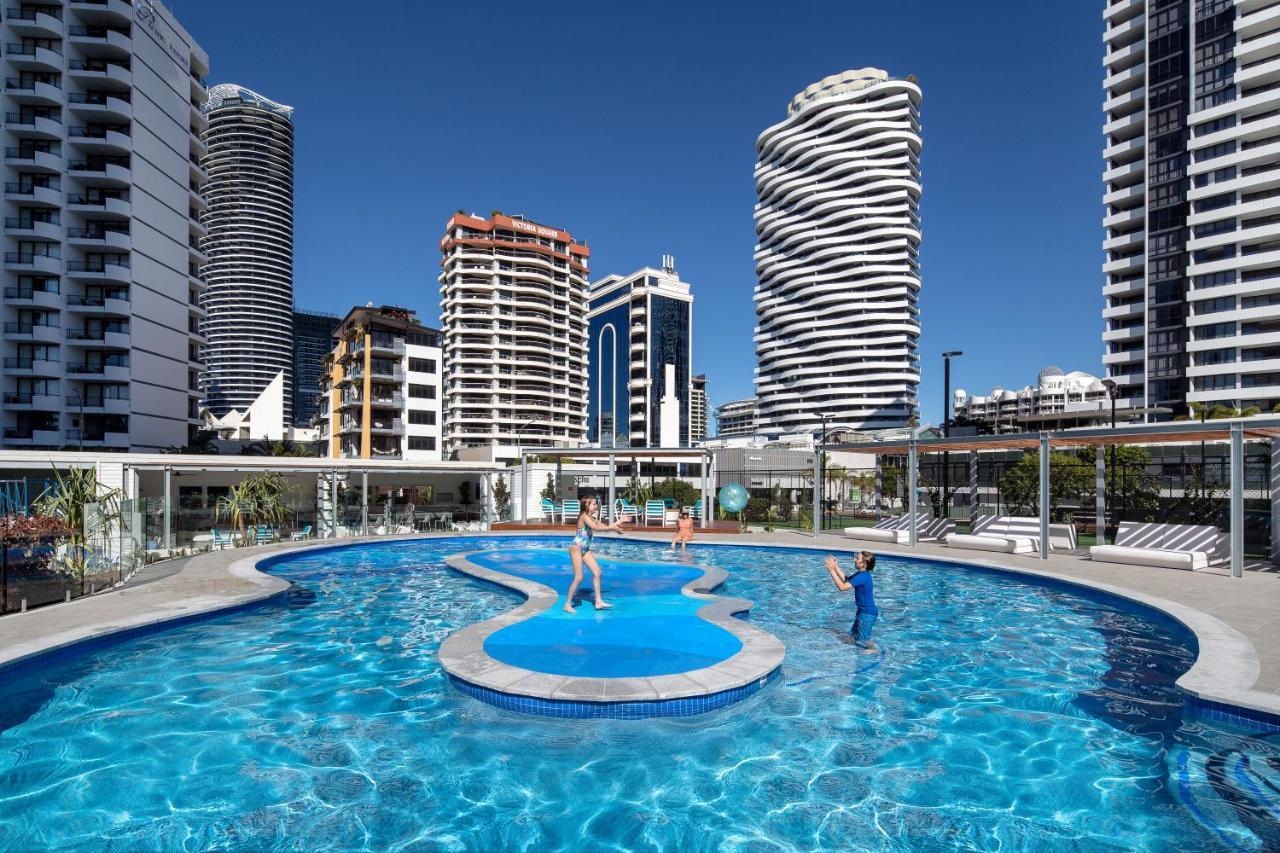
left=368, top=393, right=404, bottom=409
left=5, top=80, right=61, bottom=115
left=67, top=58, right=130, bottom=89
left=3, top=320, right=59, bottom=342
left=2, top=392, right=59, bottom=409
left=2, top=427, right=60, bottom=445
left=3, top=213, right=60, bottom=239
left=4, top=110, right=62, bottom=139
left=67, top=24, right=131, bottom=56
left=67, top=124, right=130, bottom=154
left=66, top=257, right=130, bottom=283
left=66, top=90, right=131, bottom=122
left=66, top=394, right=129, bottom=414
left=65, top=326, right=129, bottom=348
left=4, top=283, right=60, bottom=307
left=64, top=428, right=128, bottom=448
left=5, top=6, right=64, bottom=38
left=66, top=156, right=130, bottom=186
left=66, top=226, right=130, bottom=250
left=65, top=290, right=129, bottom=314
left=66, top=361, right=128, bottom=381
left=69, top=0, right=132, bottom=22
left=4, top=145, right=61, bottom=171
left=4, top=42, right=61, bottom=72
left=2, top=356, right=60, bottom=376
left=66, top=192, right=129, bottom=218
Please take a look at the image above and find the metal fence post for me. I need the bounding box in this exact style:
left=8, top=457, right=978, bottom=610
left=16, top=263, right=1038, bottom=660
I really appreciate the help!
left=812, top=447, right=822, bottom=537
left=1039, top=432, right=1050, bottom=560
left=1095, top=445, right=1106, bottom=547
left=1231, top=423, right=1244, bottom=578
left=908, top=440, right=918, bottom=546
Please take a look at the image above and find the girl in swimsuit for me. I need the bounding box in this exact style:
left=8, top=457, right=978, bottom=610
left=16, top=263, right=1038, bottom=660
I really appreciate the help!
left=564, top=495, right=625, bottom=614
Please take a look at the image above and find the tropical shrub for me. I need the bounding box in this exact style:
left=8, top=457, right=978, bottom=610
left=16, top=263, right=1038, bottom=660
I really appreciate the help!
left=216, top=473, right=290, bottom=545
left=33, top=467, right=120, bottom=592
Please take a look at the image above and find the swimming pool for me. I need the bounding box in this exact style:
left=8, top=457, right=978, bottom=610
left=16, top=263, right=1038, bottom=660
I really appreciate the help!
left=0, top=535, right=1278, bottom=850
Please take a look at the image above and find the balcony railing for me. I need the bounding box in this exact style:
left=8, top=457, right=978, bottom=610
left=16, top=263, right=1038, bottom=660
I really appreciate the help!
left=6, top=6, right=64, bottom=21
left=5, top=76, right=61, bottom=91
left=68, top=58, right=130, bottom=73
left=4, top=320, right=58, bottom=333
left=3, top=392, right=58, bottom=405
left=3, top=356, right=58, bottom=369
left=5, top=42, right=61, bottom=56
left=68, top=125, right=129, bottom=139
left=5, top=111, right=61, bottom=124
left=67, top=258, right=130, bottom=272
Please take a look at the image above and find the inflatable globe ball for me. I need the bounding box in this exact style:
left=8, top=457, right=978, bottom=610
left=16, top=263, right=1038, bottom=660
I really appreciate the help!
left=718, top=482, right=750, bottom=514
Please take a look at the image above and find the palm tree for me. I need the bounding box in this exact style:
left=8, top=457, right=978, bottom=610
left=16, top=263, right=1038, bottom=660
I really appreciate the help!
left=33, top=467, right=121, bottom=593
left=216, top=473, right=290, bottom=544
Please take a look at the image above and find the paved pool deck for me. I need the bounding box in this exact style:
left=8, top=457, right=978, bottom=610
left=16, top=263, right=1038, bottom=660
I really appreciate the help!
left=0, top=530, right=1278, bottom=719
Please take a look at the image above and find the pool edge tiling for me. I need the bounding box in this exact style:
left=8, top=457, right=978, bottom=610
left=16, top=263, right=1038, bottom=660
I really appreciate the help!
left=438, top=551, right=786, bottom=716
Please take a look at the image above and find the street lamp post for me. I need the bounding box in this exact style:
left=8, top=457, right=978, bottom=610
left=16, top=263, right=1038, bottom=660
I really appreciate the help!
left=1102, top=379, right=1117, bottom=544
left=941, top=351, right=963, bottom=520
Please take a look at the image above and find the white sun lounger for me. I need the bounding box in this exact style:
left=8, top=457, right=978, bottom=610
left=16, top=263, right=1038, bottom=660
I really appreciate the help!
left=1089, top=522, right=1225, bottom=570
left=946, top=515, right=1047, bottom=554
left=844, top=515, right=955, bottom=544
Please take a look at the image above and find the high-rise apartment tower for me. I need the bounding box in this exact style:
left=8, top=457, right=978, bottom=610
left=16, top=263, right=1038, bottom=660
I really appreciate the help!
left=0, top=0, right=210, bottom=450
left=199, top=84, right=295, bottom=422
left=753, top=68, right=922, bottom=435
left=1103, top=0, right=1280, bottom=417
left=438, top=213, right=589, bottom=460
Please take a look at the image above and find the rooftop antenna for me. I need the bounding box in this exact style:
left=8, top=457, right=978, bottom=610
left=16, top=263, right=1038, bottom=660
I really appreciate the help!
left=661, top=254, right=675, bottom=275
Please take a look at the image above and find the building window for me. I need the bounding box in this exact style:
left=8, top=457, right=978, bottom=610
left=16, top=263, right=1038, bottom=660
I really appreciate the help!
left=408, top=436, right=436, bottom=451
left=408, top=384, right=435, bottom=399
left=408, top=410, right=436, bottom=425
left=408, top=357, right=436, bottom=373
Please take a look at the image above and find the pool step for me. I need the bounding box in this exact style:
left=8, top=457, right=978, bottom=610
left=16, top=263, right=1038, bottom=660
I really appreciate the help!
left=1169, top=745, right=1280, bottom=851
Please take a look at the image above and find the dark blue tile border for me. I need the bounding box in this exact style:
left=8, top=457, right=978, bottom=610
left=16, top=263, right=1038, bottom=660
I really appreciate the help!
left=1185, top=695, right=1280, bottom=734
left=450, top=667, right=782, bottom=719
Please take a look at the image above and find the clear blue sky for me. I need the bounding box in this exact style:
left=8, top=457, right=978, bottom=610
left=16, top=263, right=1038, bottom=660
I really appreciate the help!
left=172, top=0, right=1103, bottom=427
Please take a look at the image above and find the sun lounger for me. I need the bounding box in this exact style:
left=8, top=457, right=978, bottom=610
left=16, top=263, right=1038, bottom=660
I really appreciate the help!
left=845, top=515, right=955, bottom=544
left=1089, top=522, right=1224, bottom=570
left=946, top=515, right=1047, bottom=554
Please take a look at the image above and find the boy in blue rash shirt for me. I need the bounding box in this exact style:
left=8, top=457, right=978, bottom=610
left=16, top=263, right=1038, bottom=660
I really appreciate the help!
left=825, top=551, right=879, bottom=654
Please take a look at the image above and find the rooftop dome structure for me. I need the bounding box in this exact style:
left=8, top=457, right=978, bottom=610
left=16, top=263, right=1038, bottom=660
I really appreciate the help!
left=1037, top=366, right=1065, bottom=386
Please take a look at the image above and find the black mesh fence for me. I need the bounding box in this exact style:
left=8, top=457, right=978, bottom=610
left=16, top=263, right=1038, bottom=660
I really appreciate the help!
left=718, top=443, right=1272, bottom=554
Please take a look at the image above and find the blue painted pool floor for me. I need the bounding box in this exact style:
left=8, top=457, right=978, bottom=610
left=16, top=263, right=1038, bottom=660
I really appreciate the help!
left=467, top=549, right=743, bottom=678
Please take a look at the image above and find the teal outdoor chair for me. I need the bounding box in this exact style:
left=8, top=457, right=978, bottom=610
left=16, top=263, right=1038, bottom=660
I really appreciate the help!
left=560, top=499, right=581, bottom=523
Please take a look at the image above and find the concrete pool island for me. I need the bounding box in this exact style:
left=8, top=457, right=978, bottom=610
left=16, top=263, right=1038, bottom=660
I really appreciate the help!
left=439, top=549, right=785, bottom=717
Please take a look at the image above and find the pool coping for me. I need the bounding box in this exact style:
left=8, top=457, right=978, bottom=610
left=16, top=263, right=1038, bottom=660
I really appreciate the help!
left=1, top=530, right=1276, bottom=725
left=437, top=551, right=786, bottom=705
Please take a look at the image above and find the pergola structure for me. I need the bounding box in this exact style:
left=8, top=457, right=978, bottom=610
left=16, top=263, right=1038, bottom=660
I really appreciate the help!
left=518, top=447, right=715, bottom=529
left=819, top=418, right=1280, bottom=578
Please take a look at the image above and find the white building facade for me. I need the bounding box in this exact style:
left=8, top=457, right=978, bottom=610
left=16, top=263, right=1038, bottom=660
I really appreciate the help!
left=439, top=213, right=589, bottom=460
left=714, top=397, right=757, bottom=438
left=199, top=83, right=295, bottom=423
left=954, top=367, right=1112, bottom=431
left=753, top=68, right=922, bottom=435
left=1104, top=0, right=1280, bottom=418
left=320, top=305, right=442, bottom=462
left=587, top=256, right=695, bottom=448
left=0, top=0, right=210, bottom=451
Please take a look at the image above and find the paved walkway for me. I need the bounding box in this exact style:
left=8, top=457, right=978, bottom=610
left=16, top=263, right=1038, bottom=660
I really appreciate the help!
left=1, top=530, right=1278, bottom=718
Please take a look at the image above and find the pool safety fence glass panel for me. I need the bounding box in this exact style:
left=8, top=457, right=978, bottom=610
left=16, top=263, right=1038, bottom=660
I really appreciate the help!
left=0, top=501, right=138, bottom=617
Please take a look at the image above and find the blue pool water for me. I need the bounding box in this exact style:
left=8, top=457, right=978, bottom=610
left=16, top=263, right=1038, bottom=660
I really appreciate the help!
left=469, top=548, right=743, bottom=677
left=1, top=536, right=1279, bottom=850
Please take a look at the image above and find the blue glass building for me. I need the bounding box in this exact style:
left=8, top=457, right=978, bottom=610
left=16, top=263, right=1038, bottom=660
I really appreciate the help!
left=587, top=257, right=694, bottom=447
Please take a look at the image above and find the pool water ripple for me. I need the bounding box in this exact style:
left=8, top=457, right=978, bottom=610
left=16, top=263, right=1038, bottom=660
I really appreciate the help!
left=0, top=536, right=1277, bottom=850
